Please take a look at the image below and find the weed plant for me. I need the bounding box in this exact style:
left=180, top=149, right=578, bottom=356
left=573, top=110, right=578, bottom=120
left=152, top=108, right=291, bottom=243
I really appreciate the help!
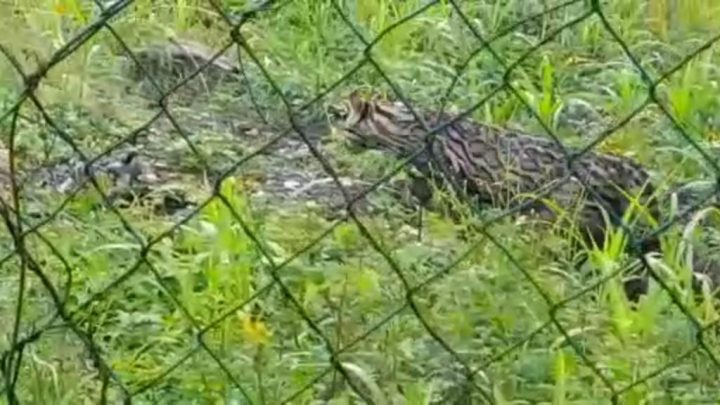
left=1, top=0, right=720, bottom=403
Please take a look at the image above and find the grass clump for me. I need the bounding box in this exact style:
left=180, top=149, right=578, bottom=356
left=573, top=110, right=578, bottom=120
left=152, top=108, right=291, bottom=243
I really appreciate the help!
left=2, top=0, right=720, bottom=403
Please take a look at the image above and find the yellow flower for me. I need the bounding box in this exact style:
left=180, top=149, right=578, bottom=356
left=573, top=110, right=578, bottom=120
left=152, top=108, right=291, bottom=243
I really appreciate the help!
left=705, top=131, right=720, bottom=142
left=53, top=1, right=68, bottom=15
left=240, top=312, right=272, bottom=346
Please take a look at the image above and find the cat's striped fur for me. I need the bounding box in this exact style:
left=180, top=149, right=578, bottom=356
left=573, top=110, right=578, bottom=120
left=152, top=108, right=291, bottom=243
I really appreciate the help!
left=330, top=90, right=715, bottom=302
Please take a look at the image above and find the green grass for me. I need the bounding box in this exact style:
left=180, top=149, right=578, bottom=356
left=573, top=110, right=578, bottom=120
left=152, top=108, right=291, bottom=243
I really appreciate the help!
left=2, top=0, right=720, bottom=403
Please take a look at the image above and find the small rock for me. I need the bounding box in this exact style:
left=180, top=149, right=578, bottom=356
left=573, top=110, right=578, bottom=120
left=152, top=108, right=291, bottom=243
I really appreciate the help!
left=283, top=180, right=301, bottom=189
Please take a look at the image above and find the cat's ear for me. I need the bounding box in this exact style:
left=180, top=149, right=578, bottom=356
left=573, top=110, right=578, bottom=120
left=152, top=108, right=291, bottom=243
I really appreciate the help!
left=348, top=89, right=365, bottom=114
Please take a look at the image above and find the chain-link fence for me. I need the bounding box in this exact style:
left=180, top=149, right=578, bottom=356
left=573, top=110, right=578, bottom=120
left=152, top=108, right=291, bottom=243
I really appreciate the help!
left=2, top=0, right=720, bottom=403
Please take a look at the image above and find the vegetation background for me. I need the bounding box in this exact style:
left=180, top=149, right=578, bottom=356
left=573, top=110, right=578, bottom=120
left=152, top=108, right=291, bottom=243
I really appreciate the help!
left=1, top=0, right=720, bottom=403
